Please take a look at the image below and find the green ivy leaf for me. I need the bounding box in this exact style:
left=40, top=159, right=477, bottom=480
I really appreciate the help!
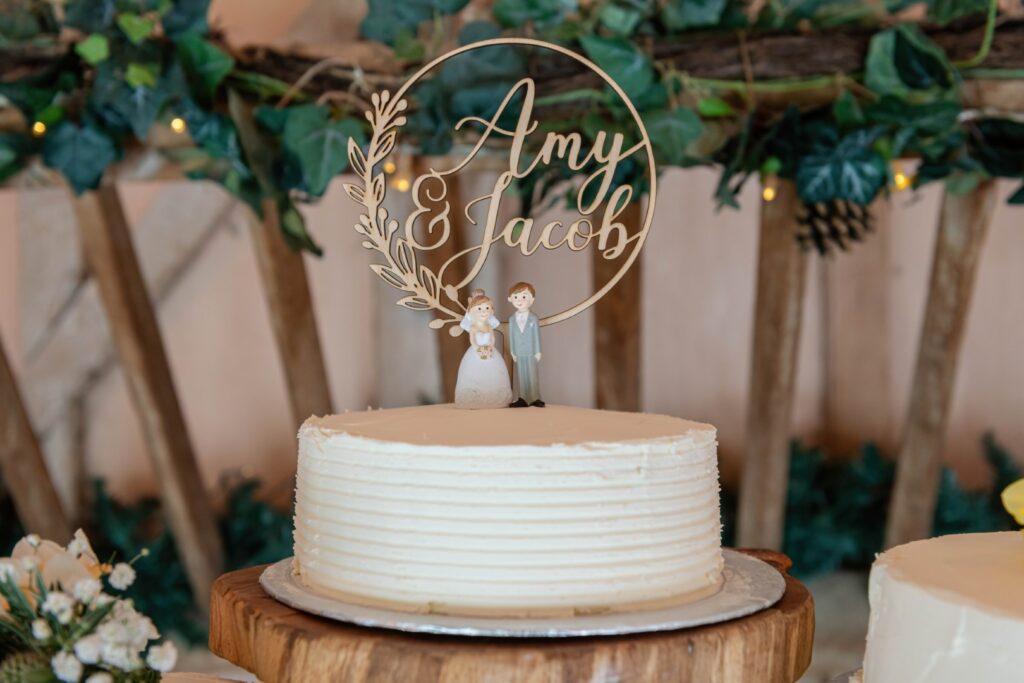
left=970, top=119, right=1024, bottom=178
left=832, top=90, right=865, bottom=129
left=393, top=29, right=425, bottom=62
left=117, top=12, right=156, bottom=45
left=1008, top=183, right=1024, bottom=205
left=579, top=35, right=653, bottom=103
left=89, top=62, right=173, bottom=139
left=697, top=96, right=734, bottom=118
left=163, top=0, right=211, bottom=38
left=493, top=0, right=576, bottom=28
left=865, top=25, right=956, bottom=100
left=125, top=62, right=159, bottom=88
left=361, top=0, right=471, bottom=45
left=644, top=108, right=704, bottom=166
left=42, top=121, right=118, bottom=193
left=279, top=200, right=322, bottom=256
left=661, top=0, right=727, bottom=29
left=177, top=34, right=234, bottom=99
left=599, top=4, right=642, bottom=35
left=75, top=33, right=110, bottom=65
left=282, top=104, right=364, bottom=196
left=926, top=0, right=988, bottom=25
left=796, top=128, right=887, bottom=204
left=437, top=22, right=527, bottom=123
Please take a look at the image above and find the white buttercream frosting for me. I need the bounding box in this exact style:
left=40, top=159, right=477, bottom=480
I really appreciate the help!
left=293, top=404, right=723, bottom=616
left=863, top=532, right=1024, bottom=683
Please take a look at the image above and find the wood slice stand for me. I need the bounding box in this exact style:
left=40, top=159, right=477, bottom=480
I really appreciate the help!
left=209, top=550, right=814, bottom=683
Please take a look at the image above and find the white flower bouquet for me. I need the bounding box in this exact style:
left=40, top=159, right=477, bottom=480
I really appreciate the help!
left=0, top=531, right=177, bottom=682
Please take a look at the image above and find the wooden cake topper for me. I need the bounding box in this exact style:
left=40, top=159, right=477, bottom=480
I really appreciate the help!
left=343, top=37, right=657, bottom=335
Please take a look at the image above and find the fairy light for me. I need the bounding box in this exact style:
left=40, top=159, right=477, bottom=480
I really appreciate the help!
left=31, top=121, right=47, bottom=137
left=170, top=117, right=187, bottom=134
left=762, top=175, right=778, bottom=203
left=383, top=160, right=397, bottom=174
left=892, top=161, right=911, bottom=192
left=393, top=176, right=411, bottom=192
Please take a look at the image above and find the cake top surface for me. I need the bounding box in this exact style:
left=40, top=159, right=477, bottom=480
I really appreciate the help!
left=305, top=404, right=714, bottom=448
left=877, top=532, right=1024, bottom=617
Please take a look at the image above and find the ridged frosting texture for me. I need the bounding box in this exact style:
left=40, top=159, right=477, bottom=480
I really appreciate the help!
left=293, top=404, right=723, bottom=616
left=863, top=532, right=1024, bottom=683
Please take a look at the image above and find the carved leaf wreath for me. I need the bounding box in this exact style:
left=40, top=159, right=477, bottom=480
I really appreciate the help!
left=344, top=90, right=465, bottom=331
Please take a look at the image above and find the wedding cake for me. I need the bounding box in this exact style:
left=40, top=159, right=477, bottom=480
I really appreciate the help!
left=861, top=532, right=1024, bottom=682
left=292, top=404, right=723, bottom=617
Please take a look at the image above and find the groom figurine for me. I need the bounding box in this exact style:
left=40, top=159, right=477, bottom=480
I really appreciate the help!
left=507, top=282, right=544, bottom=408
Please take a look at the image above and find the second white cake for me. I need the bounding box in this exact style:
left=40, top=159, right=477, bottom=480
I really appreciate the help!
left=293, top=404, right=722, bottom=617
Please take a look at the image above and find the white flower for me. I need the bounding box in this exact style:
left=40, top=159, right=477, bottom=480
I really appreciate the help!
left=85, top=674, right=113, bottom=683
left=25, top=534, right=41, bottom=548
left=51, top=651, right=83, bottom=682
left=72, top=578, right=102, bottom=604
left=42, top=591, right=75, bottom=624
left=93, top=593, right=114, bottom=607
left=96, top=600, right=158, bottom=671
left=32, top=618, right=52, bottom=640
left=145, top=641, right=178, bottom=672
left=0, top=561, right=17, bottom=582
left=20, top=556, right=40, bottom=572
left=107, top=563, right=136, bottom=591
left=74, top=634, right=103, bottom=664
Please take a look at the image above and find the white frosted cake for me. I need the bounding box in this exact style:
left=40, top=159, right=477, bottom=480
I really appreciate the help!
left=862, top=532, right=1024, bottom=682
left=292, top=404, right=723, bottom=617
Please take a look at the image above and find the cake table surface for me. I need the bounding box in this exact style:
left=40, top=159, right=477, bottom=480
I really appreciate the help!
left=209, top=550, right=813, bottom=683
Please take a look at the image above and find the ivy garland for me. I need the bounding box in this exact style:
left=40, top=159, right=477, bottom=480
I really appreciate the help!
left=1, top=0, right=1023, bottom=255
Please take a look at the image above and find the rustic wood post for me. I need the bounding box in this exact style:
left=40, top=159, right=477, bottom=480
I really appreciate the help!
left=737, top=180, right=808, bottom=550
left=412, top=157, right=469, bottom=402
left=592, top=200, right=643, bottom=411
left=250, top=199, right=333, bottom=426
left=885, top=180, right=997, bottom=548
left=823, top=200, right=893, bottom=454
left=0, top=334, right=72, bottom=541
left=74, top=185, right=223, bottom=610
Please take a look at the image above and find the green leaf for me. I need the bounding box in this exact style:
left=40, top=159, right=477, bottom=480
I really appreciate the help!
left=126, top=62, right=159, bottom=88
left=282, top=104, right=364, bottom=196
left=361, top=0, right=471, bottom=45
left=89, top=62, right=173, bottom=139
left=162, top=0, right=211, bottom=38
left=279, top=200, right=323, bottom=256
left=644, top=108, right=704, bottom=166
left=42, top=121, right=118, bottom=193
left=796, top=128, right=887, bottom=204
left=1009, top=183, right=1024, bottom=205
left=944, top=170, right=984, bottom=196
left=832, top=90, right=865, bottom=129
left=697, top=96, right=734, bottom=118
left=926, top=0, right=988, bottom=25
left=117, top=12, right=156, bottom=45
left=65, top=0, right=116, bottom=32
left=579, top=35, right=653, bottom=103
left=661, top=0, right=727, bottom=29
left=865, top=25, right=956, bottom=100
left=492, top=0, right=576, bottom=28
left=970, top=119, right=1024, bottom=178
left=177, top=34, right=235, bottom=99
left=393, top=29, right=425, bottom=62
left=599, top=4, right=642, bottom=35
left=75, top=33, right=110, bottom=65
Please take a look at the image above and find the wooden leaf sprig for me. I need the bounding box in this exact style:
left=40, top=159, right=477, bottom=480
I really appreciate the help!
left=344, top=91, right=464, bottom=331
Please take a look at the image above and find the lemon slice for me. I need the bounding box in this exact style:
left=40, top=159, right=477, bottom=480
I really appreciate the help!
left=1002, top=479, right=1024, bottom=526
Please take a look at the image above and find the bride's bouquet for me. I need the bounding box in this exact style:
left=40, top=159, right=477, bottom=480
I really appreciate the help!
left=0, top=531, right=177, bottom=682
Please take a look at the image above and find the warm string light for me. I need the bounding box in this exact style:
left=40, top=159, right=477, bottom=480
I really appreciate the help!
left=31, top=121, right=47, bottom=137
left=383, top=160, right=397, bottom=174
left=891, top=160, right=912, bottom=192
left=170, top=116, right=187, bottom=134
left=389, top=153, right=412, bottom=193
left=762, top=175, right=778, bottom=203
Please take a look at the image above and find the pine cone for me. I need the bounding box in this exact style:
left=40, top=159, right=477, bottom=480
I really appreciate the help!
left=796, top=200, right=874, bottom=255
left=0, top=651, right=54, bottom=683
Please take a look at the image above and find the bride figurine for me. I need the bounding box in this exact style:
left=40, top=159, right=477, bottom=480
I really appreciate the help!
left=454, top=290, right=513, bottom=409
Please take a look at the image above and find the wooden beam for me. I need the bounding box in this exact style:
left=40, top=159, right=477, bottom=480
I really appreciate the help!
left=885, top=180, right=997, bottom=548
left=737, top=180, right=808, bottom=550
left=823, top=200, right=893, bottom=455
left=412, top=157, right=469, bottom=402
left=0, top=333, right=71, bottom=541
left=250, top=200, right=332, bottom=427
left=73, top=185, right=223, bottom=610
left=592, top=200, right=643, bottom=412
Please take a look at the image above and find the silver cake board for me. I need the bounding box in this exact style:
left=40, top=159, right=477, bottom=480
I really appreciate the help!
left=259, top=548, right=785, bottom=638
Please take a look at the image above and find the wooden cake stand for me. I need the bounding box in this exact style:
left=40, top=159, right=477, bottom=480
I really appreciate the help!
left=209, top=550, right=813, bottom=683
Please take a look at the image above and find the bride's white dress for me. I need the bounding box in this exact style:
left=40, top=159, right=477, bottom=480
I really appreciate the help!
left=454, top=329, right=513, bottom=409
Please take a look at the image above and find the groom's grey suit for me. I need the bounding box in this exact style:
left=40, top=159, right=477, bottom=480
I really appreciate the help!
left=508, top=311, right=541, bottom=404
